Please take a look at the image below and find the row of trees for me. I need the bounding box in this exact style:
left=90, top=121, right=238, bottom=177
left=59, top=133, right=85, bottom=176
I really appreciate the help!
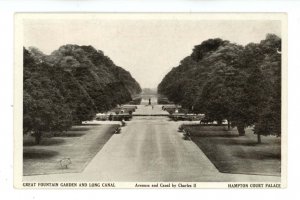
left=158, top=34, right=281, bottom=143
left=24, top=45, right=141, bottom=144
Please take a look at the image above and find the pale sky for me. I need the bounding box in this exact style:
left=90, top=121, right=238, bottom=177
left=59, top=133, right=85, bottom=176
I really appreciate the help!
left=23, top=15, right=281, bottom=88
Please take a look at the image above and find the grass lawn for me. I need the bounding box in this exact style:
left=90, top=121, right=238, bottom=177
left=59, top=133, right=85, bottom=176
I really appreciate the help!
left=184, top=125, right=281, bottom=176
left=23, top=125, right=119, bottom=176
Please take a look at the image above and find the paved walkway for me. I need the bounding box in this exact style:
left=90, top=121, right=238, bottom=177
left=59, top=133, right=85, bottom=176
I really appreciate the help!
left=24, top=102, right=280, bottom=182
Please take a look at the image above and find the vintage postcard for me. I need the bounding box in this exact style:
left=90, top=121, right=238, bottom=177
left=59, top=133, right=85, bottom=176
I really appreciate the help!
left=14, top=13, right=287, bottom=189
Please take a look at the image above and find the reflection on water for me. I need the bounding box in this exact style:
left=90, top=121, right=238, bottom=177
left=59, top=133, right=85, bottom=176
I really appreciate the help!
left=129, top=94, right=173, bottom=106
left=140, top=95, right=158, bottom=105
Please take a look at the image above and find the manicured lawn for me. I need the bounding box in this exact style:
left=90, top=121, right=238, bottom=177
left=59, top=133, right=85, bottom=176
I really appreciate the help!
left=183, top=125, right=281, bottom=176
left=23, top=125, right=119, bottom=176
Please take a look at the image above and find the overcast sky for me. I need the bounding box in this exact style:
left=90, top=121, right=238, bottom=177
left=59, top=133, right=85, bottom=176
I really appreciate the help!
left=23, top=15, right=281, bottom=88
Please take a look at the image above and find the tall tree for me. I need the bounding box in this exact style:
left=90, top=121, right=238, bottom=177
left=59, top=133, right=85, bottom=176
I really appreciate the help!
left=24, top=48, right=73, bottom=144
left=24, top=44, right=141, bottom=144
left=158, top=34, right=282, bottom=141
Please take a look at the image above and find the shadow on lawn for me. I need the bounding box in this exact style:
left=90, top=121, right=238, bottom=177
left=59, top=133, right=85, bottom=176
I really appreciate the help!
left=55, top=132, right=86, bottom=137
left=193, top=135, right=276, bottom=147
left=224, top=137, right=281, bottom=146
left=69, top=127, right=91, bottom=131
left=23, top=149, right=59, bottom=159
left=224, top=139, right=259, bottom=146
left=234, top=151, right=281, bottom=160
left=24, top=138, right=66, bottom=146
left=192, top=134, right=239, bottom=138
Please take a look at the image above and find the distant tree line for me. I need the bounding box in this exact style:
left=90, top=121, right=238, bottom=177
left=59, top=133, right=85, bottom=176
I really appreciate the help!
left=24, top=45, right=141, bottom=144
left=142, top=88, right=157, bottom=95
left=158, top=34, right=281, bottom=142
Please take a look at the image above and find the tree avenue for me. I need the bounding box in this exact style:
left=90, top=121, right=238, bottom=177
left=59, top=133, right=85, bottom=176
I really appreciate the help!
left=158, top=34, right=281, bottom=143
left=23, top=45, right=141, bottom=144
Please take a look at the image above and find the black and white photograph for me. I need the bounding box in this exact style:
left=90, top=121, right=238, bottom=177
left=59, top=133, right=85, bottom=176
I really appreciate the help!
left=14, top=13, right=287, bottom=188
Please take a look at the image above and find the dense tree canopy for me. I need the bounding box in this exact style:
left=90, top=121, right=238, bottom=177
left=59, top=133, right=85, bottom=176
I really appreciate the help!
left=24, top=45, right=141, bottom=143
left=158, top=34, right=281, bottom=142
